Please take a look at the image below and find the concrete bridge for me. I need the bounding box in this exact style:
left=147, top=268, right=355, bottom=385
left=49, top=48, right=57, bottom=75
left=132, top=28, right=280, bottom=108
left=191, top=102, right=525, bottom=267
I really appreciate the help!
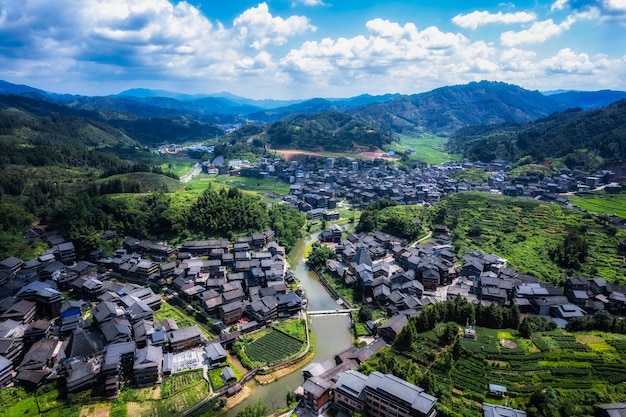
left=307, top=308, right=359, bottom=317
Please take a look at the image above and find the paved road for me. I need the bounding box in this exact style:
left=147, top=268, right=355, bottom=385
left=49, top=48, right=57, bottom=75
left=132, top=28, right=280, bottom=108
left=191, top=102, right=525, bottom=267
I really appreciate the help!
left=180, top=163, right=202, bottom=183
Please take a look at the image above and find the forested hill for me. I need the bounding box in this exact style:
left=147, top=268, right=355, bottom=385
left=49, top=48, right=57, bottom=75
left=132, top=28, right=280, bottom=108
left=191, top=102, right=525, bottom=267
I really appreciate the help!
left=263, top=110, right=395, bottom=152
left=353, top=81, right=567, bottom=134
left=0, top=95, right=137, bottom=165
left=0, top=93, right=223, bottom=147
left=447, top=98, right=626, bottom=168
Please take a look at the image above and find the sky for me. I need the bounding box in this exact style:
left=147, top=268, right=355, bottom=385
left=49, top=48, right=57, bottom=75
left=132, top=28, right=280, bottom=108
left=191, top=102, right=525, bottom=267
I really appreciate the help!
left=0, top=0, right=625, bottom=99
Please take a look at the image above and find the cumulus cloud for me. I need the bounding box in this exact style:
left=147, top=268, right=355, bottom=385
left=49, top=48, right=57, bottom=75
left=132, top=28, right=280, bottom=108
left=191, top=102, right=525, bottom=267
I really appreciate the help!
left=452, top=11, right=537, bottom=30
left=500, top=10, right=596, bottom=46
left=540, top=47, right=601, bottom=74
left=279, top=18, right=497, bottom=91
left=0, top=0, right=624, bottom=98
left=234, top=3, right=315, bottom=49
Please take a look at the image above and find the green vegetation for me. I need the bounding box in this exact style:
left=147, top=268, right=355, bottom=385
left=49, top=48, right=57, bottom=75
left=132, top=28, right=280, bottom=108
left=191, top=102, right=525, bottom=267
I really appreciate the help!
left=0, top=202, right=48, bottom=259
left=306, top=243, right=335, bottom=270
left=44, top=182, right=304, bottom=259
left=448, top=99, right=626, bottom=169
left=273, top=318, right=307, bottom=342
left=204, top=175, right=291, bottom=195
left=264, top=110, right=395, bottom=152
left=154, top=301, right=214, bottom=339
left=234, top=328, right=306, bottom=368
left=388, top=134, right=461, bottom=164
left=361, top=298, right=626, bottom=417
left=357, top=199, right=425, bottom=240
left=569, top=191, right=626, bottom=219
left=161, top=370, right=205, bottom=398
left=94, top=172, right=183, bottom=194
left=235, top=401, right=268, bottom=417
left=428, top=192, right=626, bottom=284
left=450, top=168, right=489, bottom=183
left=208, top=368, right=225, bottom=390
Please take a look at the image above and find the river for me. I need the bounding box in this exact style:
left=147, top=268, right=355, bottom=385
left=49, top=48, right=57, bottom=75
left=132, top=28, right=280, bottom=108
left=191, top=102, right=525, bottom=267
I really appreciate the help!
left=228, top=232, right=354, bottom=415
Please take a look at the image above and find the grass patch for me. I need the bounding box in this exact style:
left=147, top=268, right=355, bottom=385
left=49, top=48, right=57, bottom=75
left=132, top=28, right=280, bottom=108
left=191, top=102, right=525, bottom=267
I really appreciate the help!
left=208, top=368, right=225, bottom=390
left=273, top=318, right=307, bottom=342
left=153, top=301, right=214, bottom=339
left=498, top=331, right=514, bottom=339
left=388, top=134, right=461, bottom=164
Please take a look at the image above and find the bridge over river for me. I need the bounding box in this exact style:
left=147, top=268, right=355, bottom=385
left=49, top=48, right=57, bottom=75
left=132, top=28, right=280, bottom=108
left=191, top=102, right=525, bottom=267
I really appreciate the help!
left=307, top=308, right=359, bottom=317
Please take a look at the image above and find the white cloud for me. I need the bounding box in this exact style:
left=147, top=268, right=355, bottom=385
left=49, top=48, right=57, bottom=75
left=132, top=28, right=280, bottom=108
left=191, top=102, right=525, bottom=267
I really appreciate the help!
left=234, top=3, right=315, bottom=49
left=540, top=48, right=601, bottom=74
left=452, top=11, right=536, bottom=30
left=279, top=18, right=498, bottom=93
left=292, top=0, right=326, bottom=6
left=0, top=0, right=625, bottom=98
left=499, top=10, right=596, bottom=46
left=603, top=0, right=626, bottom=13
left=551, top=0, right=569, bottom=11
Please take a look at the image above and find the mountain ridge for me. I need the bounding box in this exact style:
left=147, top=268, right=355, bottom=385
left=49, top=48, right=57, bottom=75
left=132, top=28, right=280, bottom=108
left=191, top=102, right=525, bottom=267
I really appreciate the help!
left=1, top=79, right=626, bottom=140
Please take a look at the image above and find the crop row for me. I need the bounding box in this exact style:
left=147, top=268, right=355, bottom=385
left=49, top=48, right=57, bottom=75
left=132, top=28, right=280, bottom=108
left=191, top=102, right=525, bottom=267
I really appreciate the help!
left=244, top=330, right=303, bottom=364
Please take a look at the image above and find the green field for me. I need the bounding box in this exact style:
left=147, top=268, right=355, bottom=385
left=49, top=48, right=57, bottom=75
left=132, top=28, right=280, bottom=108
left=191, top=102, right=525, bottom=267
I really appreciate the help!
left=569, top=192, right=626, bottom=219
left=388, top=134, right=461, bottom=164
left=243, top=329, right=305, bottom=365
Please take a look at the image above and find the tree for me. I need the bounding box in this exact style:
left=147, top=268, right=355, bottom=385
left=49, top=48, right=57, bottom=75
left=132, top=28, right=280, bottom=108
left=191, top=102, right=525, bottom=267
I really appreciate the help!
left=550, top=229, right=589, bottom=270
left=306, top=244, right=334, bottom=270
left=286, top=387, right=297, bottom=406
left=236, top=401, right=268, bottom=417
left=358, top=305, right=373, bottom=322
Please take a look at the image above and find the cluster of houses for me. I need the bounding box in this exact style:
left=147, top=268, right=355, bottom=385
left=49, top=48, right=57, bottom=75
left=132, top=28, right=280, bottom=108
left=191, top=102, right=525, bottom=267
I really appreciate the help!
left=319, top=224, right=626, bottom=338
left=0, top=227, right=305, bottom=397
left=200, top=153, right=623, bottom=223
left=300, top=224, right=626, bottom=417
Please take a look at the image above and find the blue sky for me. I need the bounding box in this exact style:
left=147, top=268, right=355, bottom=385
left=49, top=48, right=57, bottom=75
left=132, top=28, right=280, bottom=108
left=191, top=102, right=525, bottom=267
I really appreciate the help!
left=0, top=0, right=624, bottom=99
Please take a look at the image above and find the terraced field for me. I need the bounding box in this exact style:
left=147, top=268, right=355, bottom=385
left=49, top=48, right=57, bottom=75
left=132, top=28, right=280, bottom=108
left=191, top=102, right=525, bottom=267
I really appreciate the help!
left=446, top=329, right=626, bottom=413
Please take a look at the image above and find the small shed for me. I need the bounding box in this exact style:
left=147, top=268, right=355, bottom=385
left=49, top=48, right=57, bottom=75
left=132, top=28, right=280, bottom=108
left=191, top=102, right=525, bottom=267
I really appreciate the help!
left=221, top=366, right=236, bottom=384
left=489, top=383, right=507, bottom=397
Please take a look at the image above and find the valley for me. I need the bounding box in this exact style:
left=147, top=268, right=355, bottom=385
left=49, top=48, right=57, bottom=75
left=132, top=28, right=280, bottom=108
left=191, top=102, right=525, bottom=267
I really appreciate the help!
left=0, top=80, right=625, bottom=417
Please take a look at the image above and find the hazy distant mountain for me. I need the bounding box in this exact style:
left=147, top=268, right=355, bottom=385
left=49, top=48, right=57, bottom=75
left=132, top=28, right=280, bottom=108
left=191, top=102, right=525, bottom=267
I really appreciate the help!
left=548, top=90, right=626, bottom=110
left=353, top=81, right=569, bottom=135
left=118, top=88, right=302, bottom=110
left=0, top=80, right=48, bottom=96
left=247, top=98, right=337, bottom=123
left=247, top=94, right=401, bottom=123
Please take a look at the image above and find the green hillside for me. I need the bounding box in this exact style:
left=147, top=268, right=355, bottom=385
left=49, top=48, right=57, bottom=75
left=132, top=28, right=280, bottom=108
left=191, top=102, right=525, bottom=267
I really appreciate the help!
left=362, top=298, right=626, bottom=417
left=428, top=192, right=626, bottom=284
left=355, top=81, right=566, bottom=134
left=264, top=110, right=395, bottom=152
left=447, top=99, right=626, bottom=169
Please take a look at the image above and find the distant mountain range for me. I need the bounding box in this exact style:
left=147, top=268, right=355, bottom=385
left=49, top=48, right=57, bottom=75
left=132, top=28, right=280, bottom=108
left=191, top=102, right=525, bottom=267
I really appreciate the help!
left=1, top=79, right=626, bottom=139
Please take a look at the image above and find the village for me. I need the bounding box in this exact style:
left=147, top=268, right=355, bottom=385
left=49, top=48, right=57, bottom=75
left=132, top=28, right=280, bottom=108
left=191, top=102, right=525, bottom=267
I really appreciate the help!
left=0, top=154, right=625, bottom=417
